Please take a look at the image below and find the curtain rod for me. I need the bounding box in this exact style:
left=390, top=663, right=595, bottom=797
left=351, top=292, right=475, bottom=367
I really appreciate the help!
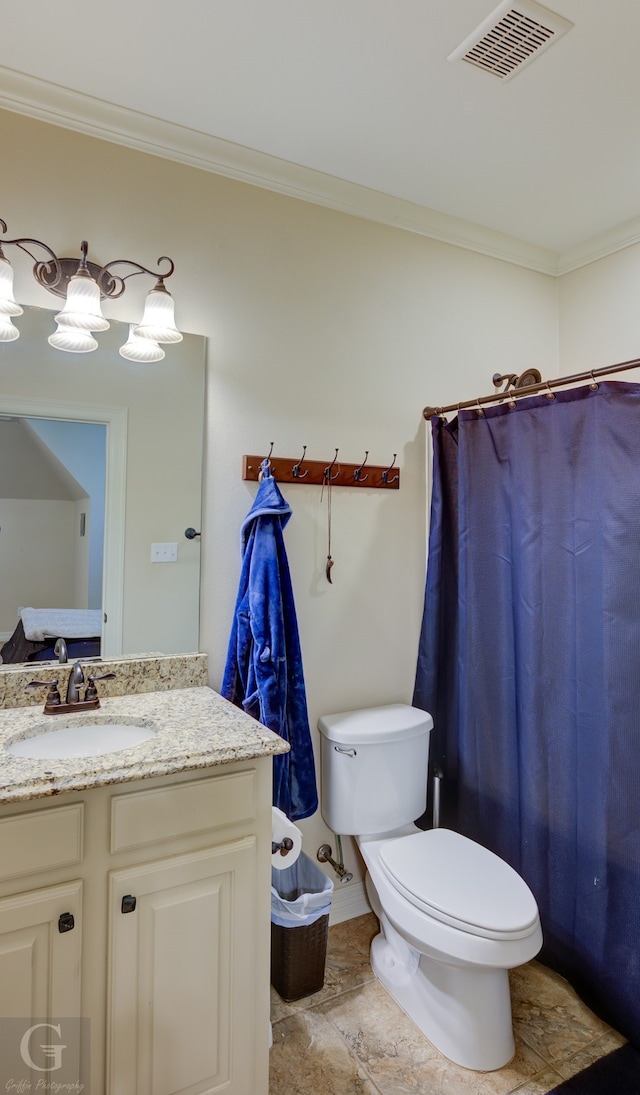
left=423, top=356, right=640, bottom=419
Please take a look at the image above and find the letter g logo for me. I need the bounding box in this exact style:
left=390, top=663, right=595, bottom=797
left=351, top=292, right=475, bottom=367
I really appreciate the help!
left=20, top=1022, right=66, bottom=1071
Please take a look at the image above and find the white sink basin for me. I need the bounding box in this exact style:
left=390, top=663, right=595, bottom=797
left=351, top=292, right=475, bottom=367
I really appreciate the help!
left=6, top=721, right=157, bottom=759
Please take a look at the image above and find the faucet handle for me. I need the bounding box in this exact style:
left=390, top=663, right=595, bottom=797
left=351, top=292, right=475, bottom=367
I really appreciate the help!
left=85, top=671, right=116, bottom=702
left=26, top=679, right=61, bottom=708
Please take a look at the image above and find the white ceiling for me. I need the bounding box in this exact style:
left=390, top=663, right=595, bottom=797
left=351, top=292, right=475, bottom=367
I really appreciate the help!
left=1, top=0, right=639, bottom=270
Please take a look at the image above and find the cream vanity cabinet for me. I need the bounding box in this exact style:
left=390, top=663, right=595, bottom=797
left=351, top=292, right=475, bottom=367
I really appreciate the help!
left=0, top=759, right=273, bottom=1095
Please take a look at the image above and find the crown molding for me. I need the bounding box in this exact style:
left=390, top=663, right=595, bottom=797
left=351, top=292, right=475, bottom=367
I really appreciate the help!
left=0, top=66, right=636, bottom=277
left=555, top=214, right=640, bottom=275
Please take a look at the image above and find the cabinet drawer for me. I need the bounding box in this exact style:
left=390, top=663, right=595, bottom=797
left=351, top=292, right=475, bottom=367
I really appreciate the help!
left=110, top=770, right=257, bottom=853
left=0, top=803, right=84, bottom=881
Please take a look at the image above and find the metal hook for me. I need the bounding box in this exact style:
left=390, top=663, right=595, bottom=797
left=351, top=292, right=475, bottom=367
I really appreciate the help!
left=545, top=383, right=555, bottom=400
left=475, top=400, right=485, bottom=416
left=292, top=445, right=309, bottom=479
left=382, top=454, right=399, bottom=484
left=258, top=441, right=274, bottom=481
left=323, top=448, right=340, bottom=482
left=353, top=451, right=369, bottom=483
left=589, top=371, right=599, bottom=391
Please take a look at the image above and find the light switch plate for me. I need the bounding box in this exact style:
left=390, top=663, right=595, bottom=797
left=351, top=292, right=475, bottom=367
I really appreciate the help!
left=151, top=542, right=178, bottom=563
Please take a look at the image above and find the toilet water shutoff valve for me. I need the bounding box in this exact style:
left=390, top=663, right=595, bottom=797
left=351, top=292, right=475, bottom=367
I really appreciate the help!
left=317, top=843, right=353, bottom=884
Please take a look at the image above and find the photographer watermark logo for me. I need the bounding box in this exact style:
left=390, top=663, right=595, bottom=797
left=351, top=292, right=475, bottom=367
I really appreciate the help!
left=1, top=1017, right=88, bottom=1092
left=20, top=1024, right=66, bottom=1072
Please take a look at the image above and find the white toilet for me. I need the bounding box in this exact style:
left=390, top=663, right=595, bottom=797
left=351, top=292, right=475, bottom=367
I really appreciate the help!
left=318, top=703, right=542, bottom=1072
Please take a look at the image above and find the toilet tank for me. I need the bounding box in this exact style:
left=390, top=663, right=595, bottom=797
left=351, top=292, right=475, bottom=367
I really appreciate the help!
left=317, top=704, right=433, bottom=836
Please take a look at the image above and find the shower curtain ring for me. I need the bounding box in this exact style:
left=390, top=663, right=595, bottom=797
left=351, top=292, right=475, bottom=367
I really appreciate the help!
left=475, top=400, right=485, bottom=416
left=589, top=371, right=599, bottom=391
left=545, top=383, right=555, bottom=400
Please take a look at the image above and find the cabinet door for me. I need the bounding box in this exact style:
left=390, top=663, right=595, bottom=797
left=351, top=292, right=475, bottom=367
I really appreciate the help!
left=108, top=838, right=257, bottom=1095
left=0, top=880, right=83, bottom=1077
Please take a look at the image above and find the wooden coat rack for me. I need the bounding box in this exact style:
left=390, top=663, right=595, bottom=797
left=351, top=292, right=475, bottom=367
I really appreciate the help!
left=242, top=447, right=400, bottom=489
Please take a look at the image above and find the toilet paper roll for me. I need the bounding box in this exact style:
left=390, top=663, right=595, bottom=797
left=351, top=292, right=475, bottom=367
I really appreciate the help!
left=271, top=806, right=303, bottom=870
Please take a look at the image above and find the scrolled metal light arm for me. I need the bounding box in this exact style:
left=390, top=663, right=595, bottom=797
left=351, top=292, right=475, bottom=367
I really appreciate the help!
left=0, top=216, right=181, bottom=358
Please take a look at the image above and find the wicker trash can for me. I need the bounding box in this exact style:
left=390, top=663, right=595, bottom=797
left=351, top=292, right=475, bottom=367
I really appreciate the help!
left=270, top=852, right=334, bottom=1002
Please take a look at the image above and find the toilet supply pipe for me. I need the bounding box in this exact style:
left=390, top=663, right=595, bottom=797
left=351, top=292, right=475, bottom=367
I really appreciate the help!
left=432, top=768, right=443, bottom=828
left=317, top=840, right=353, bottom=884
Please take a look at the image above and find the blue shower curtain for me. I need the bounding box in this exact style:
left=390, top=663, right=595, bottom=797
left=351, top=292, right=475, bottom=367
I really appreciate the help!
left=414, top=381, right=640, bottom=1048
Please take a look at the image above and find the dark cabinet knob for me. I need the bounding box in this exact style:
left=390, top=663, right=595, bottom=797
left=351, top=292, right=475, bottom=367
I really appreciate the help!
left=121, top=895, right=137, bottom=914
left=58, top=912, right=75, bottom=933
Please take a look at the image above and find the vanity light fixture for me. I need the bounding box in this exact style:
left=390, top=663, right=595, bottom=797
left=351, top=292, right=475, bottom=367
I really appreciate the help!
left=0, top=218, right=182, bottom=357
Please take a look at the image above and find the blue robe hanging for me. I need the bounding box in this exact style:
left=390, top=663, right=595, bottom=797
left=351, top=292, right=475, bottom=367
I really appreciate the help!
left=221, top=468, right=318, bottom=821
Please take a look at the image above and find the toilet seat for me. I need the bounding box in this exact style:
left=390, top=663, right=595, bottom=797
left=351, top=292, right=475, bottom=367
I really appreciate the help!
left=378, top=828, right=539, bottom=941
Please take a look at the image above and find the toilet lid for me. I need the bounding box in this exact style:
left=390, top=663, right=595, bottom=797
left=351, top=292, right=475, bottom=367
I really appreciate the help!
left=378, top=828, right=539, bottom=940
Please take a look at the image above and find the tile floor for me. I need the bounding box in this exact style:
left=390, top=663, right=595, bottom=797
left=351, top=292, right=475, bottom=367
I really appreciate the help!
left=269, top=913, right=626, bottom=1095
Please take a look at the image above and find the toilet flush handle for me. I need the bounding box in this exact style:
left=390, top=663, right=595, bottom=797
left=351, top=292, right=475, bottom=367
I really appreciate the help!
left=334, top=746, right=357, bottom=757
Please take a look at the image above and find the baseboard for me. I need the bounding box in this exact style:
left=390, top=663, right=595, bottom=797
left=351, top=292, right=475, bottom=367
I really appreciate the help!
left=328, top=880, right=371, bottom=926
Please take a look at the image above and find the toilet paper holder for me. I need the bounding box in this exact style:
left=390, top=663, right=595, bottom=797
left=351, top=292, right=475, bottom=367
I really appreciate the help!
left=272, top=836, right=294, bottom=856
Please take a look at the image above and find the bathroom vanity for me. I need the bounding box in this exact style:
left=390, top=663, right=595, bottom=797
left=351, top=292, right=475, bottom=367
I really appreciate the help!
left=0, top=665, right=288, bottom=1094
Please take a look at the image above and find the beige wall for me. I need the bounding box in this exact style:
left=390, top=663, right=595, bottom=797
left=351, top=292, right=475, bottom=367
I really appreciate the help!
left=558, top=242, right=640, bottom=378
left=0, top=108, right=560, bottom=886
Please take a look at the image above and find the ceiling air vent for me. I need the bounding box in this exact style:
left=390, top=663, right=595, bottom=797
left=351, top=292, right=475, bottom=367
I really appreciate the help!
left=448, top=0, right=573, bottom=81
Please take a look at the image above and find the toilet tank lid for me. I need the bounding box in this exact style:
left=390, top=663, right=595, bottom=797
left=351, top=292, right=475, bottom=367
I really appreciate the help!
left=318, top=704, right=433, bottom=744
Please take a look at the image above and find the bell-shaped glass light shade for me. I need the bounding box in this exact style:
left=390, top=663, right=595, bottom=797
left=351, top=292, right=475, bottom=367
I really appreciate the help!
left=119, top=324, right=165, bottom=362
left=54, top=270, right=110, bottom=332
left=0, top=314, right=20, bottom=342
left=134, top=283, right=182, bottom=344
left=48, top=323, right=98, bottom=354
left=0, top=255, right=23, bottom=317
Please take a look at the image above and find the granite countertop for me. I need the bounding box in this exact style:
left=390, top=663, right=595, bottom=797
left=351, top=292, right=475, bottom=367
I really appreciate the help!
left=0, top=686, right=289, bottom=804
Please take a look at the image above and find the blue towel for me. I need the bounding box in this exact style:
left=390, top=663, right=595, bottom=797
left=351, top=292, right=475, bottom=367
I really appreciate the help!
left=221, top=467, right=318, bottom=821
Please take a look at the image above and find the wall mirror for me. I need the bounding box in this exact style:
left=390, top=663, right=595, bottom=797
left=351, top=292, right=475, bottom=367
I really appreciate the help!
left=0, top=305, right=205, bottom=665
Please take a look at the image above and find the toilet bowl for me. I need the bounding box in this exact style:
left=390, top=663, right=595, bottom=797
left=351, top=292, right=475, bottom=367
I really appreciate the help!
left=360, top=825, right=541, bottom=1070
left=318, top=704, right=542, bottom=1072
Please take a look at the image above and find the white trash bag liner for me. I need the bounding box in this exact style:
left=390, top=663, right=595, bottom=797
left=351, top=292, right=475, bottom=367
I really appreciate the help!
left=271, top=852, right=334, bottom=927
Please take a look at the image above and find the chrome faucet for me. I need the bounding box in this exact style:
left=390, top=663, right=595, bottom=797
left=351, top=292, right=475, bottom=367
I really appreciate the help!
left=66, top=660, right=85, bottom=704
left=54, top=637, right=68, bottom=664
